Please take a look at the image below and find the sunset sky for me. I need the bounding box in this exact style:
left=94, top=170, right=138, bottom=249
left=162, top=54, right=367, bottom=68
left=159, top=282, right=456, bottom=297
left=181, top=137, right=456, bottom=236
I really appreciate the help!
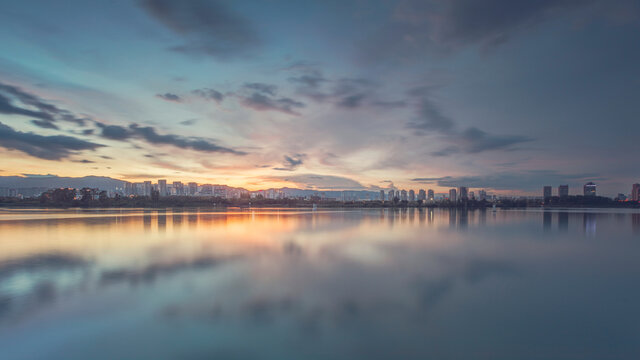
left=1, top=0, right=639, bottom=195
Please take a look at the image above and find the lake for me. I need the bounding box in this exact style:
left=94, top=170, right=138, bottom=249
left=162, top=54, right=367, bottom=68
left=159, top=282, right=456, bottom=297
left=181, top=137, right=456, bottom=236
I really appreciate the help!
left=1, top=208, right=639, bottom=359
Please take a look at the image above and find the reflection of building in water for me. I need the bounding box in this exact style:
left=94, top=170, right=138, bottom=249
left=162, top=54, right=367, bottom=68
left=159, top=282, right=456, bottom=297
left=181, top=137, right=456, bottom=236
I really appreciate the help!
left=157, top=210, right=166, bottom=231
left=543, top=211, right=552, bottom=231
left=418, top=208, right=426, bottom=224
left=558, top=212, right=569, bottom=231
left=583, top=213, right=596, bottom=236
left=633, top=214, right=640, bottom=234
left=428, top=208, right=434, bottom=224
left=449, top=208, right=457, bottom=227
left=143, top=210, right=152, bottom=229
left=458, top=209, right=468, bottom=229
left=479, top=209, right=487, bottom=226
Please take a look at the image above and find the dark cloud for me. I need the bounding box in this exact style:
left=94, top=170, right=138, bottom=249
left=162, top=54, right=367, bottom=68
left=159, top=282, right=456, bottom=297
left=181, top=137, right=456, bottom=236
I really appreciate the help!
left=156, top=93, right=182, bottom=102
left=30, top=119, right=59, bottom=130
left=240, top=93, right=305, bottom=115
left=0, top=121, right=103, bottom=160
left=72, top=159, right=95, bottom=164
left=288, top=72, right=327, bottom=89
left=139, top=0, right=261, bottom=59
left=408, top=86, right=532, bottom=155
left=412, top=170, right=604, bottom=191
left=191, top=88, right=225, bottom=103
left=97, top=123, right=245, bottom=155
left=243, top=82, right=277, bottom=96
left=408, top=97, right=455, bottom=133
left=0, top=82, right=88, bottom=126
left=360, top=0, right=630, bottom=63
left=458, top=127, right=532, bottom=153
left=273, top=153, right=306, bottom=171
left=180, top=118, right=198, bottom=126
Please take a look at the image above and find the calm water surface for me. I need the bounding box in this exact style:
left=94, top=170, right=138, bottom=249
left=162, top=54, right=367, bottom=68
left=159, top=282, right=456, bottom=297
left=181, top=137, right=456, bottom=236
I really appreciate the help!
left=1, top=208, right=639, bottom=360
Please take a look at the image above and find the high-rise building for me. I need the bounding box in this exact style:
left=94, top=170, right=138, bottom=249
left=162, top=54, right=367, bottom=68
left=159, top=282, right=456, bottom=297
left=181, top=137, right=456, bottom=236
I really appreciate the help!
left=188, top=182, right=197, bottom=196
left=379, top=190, right=385, bottom=201
left=583, top=182, right=596, bottom=197
left=200, top=184, right=213, bottom=196
left=449, top=188, right=457, bottom=202
left=558, top=185, right=569, bottom=198
left=543, top=186, right=552, bottom=199
left=408, top=190, right=415, bottom=202
left=632, top=183, right=640, bottom=201
left=173, top=181, right=184, bottom=196
left=158, top=179, right=167, bottom=197
left=469, top=191, right=475, bottom=200
left=213, top=185, right=226, bottom=198
left=458, top=186, right=468, bottom=201
left=401, top=190, right=407, bottom=201
left=427, top=189, right=434, bottom=201
left=388, top=189, right=395, bottom=200
left=418, top=189, right=426, bottom=201
left=143, top=181, right=152, bottom=196
left=124, top=182, right=134, bottom=196
left=478, top=189, right=487, bottom=201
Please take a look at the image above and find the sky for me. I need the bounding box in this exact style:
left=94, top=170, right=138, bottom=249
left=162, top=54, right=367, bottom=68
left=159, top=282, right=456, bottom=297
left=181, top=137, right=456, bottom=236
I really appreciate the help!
left=0, top=0, right=639, bottom=196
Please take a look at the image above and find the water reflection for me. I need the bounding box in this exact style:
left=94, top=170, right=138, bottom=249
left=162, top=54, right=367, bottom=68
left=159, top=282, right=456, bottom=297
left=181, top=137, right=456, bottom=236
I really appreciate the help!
left=0, top=208, right=639, bottom=360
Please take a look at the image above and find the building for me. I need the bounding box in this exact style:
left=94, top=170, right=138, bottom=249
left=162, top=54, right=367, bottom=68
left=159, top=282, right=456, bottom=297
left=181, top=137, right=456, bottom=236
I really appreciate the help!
left=158, top=179, right=167, bottom=197
left=379, top=190, right=385, bottom=201
left=583, top=182, right=596, bottom=197
left=143, top=181, right=152, bottom=196
left=418, top=189, right=426, bottom=201
left=558, top=185, right=569, bottom=198
left=388, top=189, right=395, bottom=200
left=632, top=183, right=640, bottom=201
left=469, top=191, right=475, bottom=200
left=213, top=185, right=226, bottom=198
left=408, top=190, right=415, bottom=202
left=543, top=186, right=552, bottom=199
left=616, top=193, right=627, bottom=201
left=400, top=190, right=407, bottom=201
left=200, top=184, right=213, bottom=196
left=449, top=188, right=457, bottom=202
left=458, top=186, right=468, bottom=201
left=124, top=182, right=134, bottom=196
left=427, top=189, right=434, bottom=201
left=173, top=181, right=184, bottom=196
left=188, top=182, right=197, bottom=196
left=478, top=189, right=487, bottom=201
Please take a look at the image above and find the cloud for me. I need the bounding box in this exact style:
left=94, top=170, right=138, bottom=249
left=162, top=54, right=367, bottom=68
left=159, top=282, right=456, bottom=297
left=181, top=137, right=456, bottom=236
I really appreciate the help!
left=239, top=92, right=305, bottom=115
left=458, top=127, right=532, bottom=153
left=359, top=0, right=629, bottom=63
left=179, top=118, right=198, bottom=126
left=139, top=0, right=261, bottom=59
left=407, top=85, right=532, bottom=155
left=31, top=119, right=60, bottom=130
left=0, top=82, right=88, bottom=126
left=191, top=88, right=225, bottom=103
left=0, top=122, right=103, bottom=160
left=273, top=153, right=306, bottom=171
left=411, top=170, right=604, bottom=191
left=156, top=93, right=182, bottom=102
left=266, top=174, right=366, bottom=190
left=97, top=123, right=245, bottom=155
left=243, top=82, right=277, bottom=96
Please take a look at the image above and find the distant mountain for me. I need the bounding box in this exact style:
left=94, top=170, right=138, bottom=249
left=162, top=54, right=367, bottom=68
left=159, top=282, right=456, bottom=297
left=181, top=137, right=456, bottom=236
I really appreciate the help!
left=0, top=175, right=125, bottom=190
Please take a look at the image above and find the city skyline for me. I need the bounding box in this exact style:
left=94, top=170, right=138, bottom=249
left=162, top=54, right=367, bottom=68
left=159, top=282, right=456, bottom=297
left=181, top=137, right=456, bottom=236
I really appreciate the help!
left=1, top=1, right=639, bottom=196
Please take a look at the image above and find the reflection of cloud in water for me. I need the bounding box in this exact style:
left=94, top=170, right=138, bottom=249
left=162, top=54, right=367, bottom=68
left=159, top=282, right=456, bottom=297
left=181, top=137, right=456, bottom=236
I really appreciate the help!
left=100, top=255, right=237, bottom=286
left=0, top=253, right=89, bottom=322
